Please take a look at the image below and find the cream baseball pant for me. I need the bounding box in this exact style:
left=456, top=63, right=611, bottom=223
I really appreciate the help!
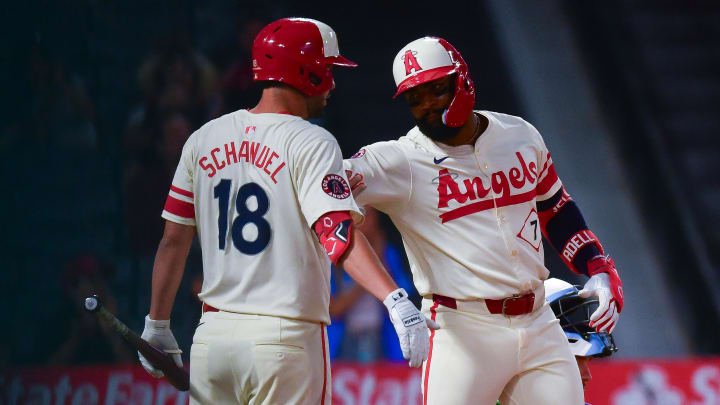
left=189, top=311, right=331, bottom=405
left=421, top=297, right=584, bottom=405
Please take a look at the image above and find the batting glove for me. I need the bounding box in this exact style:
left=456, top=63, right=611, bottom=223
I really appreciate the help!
left=139, top=315, right=183, bottom=378
left=383, top=288, right=440, bottom=368
left=578, top=256, right=624, bottom=333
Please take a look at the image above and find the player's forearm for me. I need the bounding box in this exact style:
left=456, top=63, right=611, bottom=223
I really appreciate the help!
left=339, top=228, right=397, bottom=301
left=149, top=222, right=195, bottom=320
left=537, top=187, right=604, bottom=275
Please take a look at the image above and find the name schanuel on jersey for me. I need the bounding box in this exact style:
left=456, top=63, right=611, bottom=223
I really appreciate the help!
left=435, top=151, right=556, bottom=223
left=198, top=138, right=287, bottom=184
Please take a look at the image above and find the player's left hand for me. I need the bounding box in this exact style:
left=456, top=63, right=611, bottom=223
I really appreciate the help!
left=383, top=288, right=439, bottom=368
left=578, top=256, right=623, bottom=333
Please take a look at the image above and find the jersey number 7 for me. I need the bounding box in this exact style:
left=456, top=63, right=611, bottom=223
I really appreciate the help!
left=214, top=179, right=272, bottom=254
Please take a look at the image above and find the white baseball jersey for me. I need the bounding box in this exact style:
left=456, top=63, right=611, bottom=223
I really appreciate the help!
left=344, top=110, right=562, bottom=300
left=163, top=109, right=361, bottom=324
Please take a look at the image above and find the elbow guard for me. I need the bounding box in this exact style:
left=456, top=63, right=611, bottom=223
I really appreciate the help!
left=538, top=187, right=604, bottom=275
left=313, top=211, right=354, bottom=266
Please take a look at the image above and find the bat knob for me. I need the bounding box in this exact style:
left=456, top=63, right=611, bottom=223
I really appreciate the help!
left=84, top=295, right=102, bottom=312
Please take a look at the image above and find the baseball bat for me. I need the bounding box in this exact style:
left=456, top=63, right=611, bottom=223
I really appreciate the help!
left=83, top=295, right=190, bottom=391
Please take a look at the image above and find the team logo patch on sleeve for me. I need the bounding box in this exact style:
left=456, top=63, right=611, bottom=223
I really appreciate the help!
left=350, top=148, right=366, bottom=159
left=322, top=174, right=351, bottom=199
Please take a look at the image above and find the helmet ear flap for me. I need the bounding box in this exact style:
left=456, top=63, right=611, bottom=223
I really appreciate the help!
left=441, top=70, right=476, bottom=127
left=308, top=71, right=323, bottom=86
left=298, top=61, right=333, bottom=93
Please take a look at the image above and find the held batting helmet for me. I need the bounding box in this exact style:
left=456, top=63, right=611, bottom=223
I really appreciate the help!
left=545, top=278, right=618, bottom=358
left=252, top=18, right=357, bottom=97
left=392, top=37, right=475, bottom=127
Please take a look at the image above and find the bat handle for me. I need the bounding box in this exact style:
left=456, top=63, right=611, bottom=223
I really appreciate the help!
left=83, top=294, right=190, bottom=391
left=84, top=295, right=131, bottom=338
left=98, top=307, right=131, bottom=337
left=84, top=295, right=101, bottom=312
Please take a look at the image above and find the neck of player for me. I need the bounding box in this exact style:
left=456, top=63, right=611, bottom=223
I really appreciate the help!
left=251, top=87, right=310, bottom=119
left=440, top=112, right=489, bottom=147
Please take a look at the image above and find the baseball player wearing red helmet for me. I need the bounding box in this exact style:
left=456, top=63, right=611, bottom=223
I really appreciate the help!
left=137, top=19, right=436, bottom=405
left=344, top=37, right=624, bottom=404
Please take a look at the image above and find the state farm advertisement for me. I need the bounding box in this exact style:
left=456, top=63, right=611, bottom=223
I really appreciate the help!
left=586, top=358, right=720, bottom=405
left=3, top=358, right=719, bottom=405
left=329, top=362, right=422, bottom=405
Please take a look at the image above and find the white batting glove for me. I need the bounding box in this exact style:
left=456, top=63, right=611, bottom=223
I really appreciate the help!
left=383, top=288, right=440, bottom=368
left=578, top=273, right=620, bottom=333
left=578, top=256, right=624, bottom=334
left=139, top=315, right=183, bottom=378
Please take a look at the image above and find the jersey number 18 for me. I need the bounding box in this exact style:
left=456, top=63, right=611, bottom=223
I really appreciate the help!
left=214, top=179, right=271, bottom=254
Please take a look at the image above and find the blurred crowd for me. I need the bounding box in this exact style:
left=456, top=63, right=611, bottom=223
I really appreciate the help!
left=123, top=22, right=263, bottom=259
left=5, top=15, right=417, bottom=369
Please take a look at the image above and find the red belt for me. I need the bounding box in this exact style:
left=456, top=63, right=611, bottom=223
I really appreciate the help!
left=433, top=292, right=536, bottom=316
left=202, top=303, right=219, bottom=313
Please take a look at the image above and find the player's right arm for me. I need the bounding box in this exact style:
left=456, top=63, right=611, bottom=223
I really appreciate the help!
left=140, top=133, right=198, bottom=377
left=149, top=221, right=196, bottom=320
left=140, top=221, right=194, bottom=377
left=343, top=142, right=412, bottom=212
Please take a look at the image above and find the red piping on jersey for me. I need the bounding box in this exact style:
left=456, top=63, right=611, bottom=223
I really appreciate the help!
left=170, top=185, right=193, bottom=198
left=537, top=153, right=552, bottom=178
left=536, top=163, right=559, bottom=196
left=440, top=189, right=536, bottom=223
left=423, top=301, right=439, bottom=405
left=321, top=326, right=327, bottom=405
left=164, top=195, right=195, bottom=218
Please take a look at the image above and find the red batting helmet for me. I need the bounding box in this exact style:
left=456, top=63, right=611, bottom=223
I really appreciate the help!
left=392, top=37, right=475, bottom=127
left=252, top=18, right=357, bottom=97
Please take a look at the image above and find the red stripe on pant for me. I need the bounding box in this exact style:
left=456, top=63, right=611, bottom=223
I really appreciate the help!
left=423, top=302, right=439, bottom=405
left=321, top=326, right=327, bottom=405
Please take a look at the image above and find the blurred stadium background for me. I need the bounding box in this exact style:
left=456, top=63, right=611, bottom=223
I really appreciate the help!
left=2, top=0, right=719, bottom=403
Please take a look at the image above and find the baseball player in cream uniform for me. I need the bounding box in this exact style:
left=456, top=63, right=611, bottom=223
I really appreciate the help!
left=344, top=37, right=624, bottom=404
left=137, top=19, right=434, bottom=405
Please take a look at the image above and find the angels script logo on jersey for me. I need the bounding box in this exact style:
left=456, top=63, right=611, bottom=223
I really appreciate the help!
left=437, top=152, right=549, bottom=223
left=322, top=174, right=350, bottom=199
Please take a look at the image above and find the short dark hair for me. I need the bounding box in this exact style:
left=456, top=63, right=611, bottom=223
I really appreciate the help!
left=257, top=80, right=289, bottom=91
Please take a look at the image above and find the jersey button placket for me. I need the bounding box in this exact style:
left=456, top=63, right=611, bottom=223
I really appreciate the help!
left=476, top=152, right=522, bottom=272
left=495, top=207, right=520, bottom=262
